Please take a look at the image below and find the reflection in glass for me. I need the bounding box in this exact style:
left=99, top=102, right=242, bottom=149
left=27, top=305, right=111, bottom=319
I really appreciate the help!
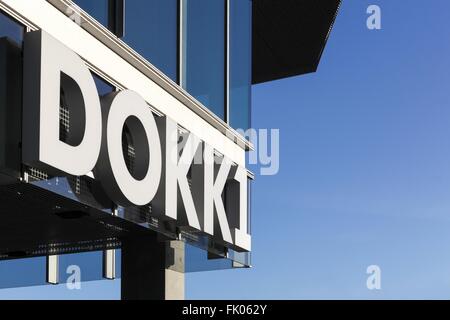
left=93, top=73, right=115, bottom=96
left=182, top=0, right=226, bottom=120
left=123, top=0, right=178, bottom=82
left=73, top=0, right=109, bottom=27
left=229, top=0, right=252, bottom=131
left=0, top=10, right=24, bottom=46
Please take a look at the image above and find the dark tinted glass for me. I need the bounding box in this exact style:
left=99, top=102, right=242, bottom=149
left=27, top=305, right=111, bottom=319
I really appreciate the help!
left=182, top=0, right=226, bottom=120
left=0, top=10, right=24, bottom=46
left=73, top=0, right=109, bottom=27
left=123, top=0, right=178, bottom=82
left=229, top=0, right=252, bottom=131
left=93, top=74, right=115, bottom=96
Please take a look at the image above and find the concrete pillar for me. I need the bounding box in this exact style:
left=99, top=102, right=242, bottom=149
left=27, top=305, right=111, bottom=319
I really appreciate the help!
left=165, top=240, right=185, bottom=300
left=121, top=234, right=184, bottom=300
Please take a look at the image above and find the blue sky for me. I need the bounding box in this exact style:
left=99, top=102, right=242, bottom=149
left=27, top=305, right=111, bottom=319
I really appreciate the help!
left=3, top=0, right=450, bottom=299
left=187, top=0, right=450, bottom=299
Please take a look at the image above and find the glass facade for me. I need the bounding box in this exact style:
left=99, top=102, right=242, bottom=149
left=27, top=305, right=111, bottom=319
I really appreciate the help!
left=73, top=0, right=109, bottom=28
left=123, top=0, right=178, bottom=82
left=72, top=0, right=252, bottom=129
left=93, top=74, right=115, bottom=97
left=182, top=0, right=226, bottom=120
left=0, top=10, right=24, bottom=46
left=229, top=0, right=252, bottom=131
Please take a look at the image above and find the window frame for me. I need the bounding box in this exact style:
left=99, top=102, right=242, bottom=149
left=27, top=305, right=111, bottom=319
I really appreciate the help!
left=40, top=0, right=252, bottom=149
left=108, top=0, right=124, bottom=38
left=69, top=0, right=251, bottom=129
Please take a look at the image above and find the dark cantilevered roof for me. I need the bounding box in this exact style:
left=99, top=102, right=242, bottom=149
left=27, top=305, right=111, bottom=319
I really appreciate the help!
left=252, top=0, right=341, bottom=84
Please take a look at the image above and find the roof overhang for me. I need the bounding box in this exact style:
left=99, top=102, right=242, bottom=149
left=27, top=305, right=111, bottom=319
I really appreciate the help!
left=252, top=0, right=341, bottom=84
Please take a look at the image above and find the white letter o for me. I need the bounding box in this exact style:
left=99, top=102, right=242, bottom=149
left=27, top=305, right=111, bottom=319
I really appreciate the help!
left=96, top=90, right=162, bottom=206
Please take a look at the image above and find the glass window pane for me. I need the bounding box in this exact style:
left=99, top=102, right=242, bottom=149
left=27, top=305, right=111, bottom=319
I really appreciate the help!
left=92, top=74, right=115, bottom=96
left=73, top=0, right=109, bottom=27
left=123, top=0, right=178, bottom=82
left=182, top=0, right=226, bottom=120
left=0, top=10, right=24, bottom=46
left=229, top=0, right=252, bottom=131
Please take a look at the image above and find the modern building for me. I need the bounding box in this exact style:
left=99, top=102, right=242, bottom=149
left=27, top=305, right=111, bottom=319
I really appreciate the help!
left=0, top=0, right=340, bottom=300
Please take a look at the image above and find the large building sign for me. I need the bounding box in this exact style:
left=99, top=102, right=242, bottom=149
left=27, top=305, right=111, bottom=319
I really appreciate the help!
left=22, top=30, right=251, bottom=252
